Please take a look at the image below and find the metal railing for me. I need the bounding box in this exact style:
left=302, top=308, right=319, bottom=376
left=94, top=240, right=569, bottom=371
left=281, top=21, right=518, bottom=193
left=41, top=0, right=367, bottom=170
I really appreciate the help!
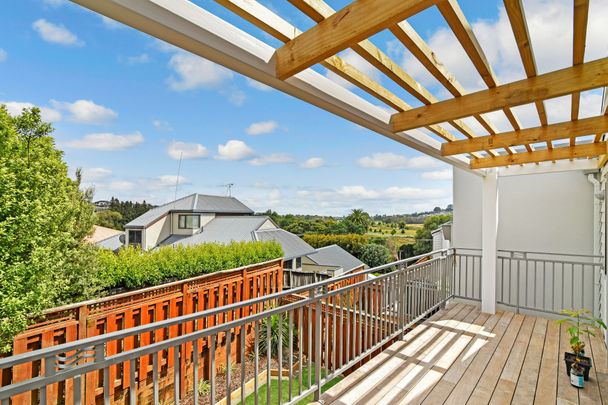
left=453, top=248, right=604, bottom=316
left=0, top=249, right=455, bottom=405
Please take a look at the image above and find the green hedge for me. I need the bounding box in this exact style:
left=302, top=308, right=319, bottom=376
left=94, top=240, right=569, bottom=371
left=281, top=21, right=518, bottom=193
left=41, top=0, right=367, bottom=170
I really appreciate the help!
left=97, top=241, right=283, bottom=290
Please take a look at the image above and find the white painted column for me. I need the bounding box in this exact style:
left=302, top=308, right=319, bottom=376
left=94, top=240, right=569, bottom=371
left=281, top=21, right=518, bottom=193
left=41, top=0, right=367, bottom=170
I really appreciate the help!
left=481, top=168, right=499, bottom=314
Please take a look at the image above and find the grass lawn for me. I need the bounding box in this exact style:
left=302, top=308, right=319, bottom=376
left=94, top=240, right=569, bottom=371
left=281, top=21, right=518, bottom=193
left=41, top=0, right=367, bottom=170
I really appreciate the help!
left=242, top=365, right=342, bottom=405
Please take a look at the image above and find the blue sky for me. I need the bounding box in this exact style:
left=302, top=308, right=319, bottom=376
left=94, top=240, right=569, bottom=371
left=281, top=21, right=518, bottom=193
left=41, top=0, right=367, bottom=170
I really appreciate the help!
left=1, top=0, right=606, bottom=215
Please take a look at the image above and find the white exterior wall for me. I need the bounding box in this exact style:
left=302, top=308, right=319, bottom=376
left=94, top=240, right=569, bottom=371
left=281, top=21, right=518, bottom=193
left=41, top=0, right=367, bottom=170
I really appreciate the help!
left=453, top=167, right=594, bottom=254
left=170, top=213, right=215, bottom=235
left=143, top=215, right=172, bottom=251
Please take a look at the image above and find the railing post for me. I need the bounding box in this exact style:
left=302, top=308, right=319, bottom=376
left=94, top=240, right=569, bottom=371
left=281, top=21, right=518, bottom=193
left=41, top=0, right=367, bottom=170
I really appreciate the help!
left=314, top=286, right=322, bottom=401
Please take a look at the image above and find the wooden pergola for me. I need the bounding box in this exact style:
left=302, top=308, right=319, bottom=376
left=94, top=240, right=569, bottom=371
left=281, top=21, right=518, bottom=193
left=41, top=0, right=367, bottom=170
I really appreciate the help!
left=74, top=0, right=608, bottom=174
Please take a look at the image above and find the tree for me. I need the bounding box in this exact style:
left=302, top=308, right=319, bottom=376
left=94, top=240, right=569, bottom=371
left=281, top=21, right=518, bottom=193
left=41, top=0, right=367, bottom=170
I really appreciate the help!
left=359, top=244, right=391, bottom=268
left=344, top=209, right=371, bottom=234
left=412, top=214, right=452, bottom=255
left=96, top=210, right=123, bottom=229
left=0, top=106, right=100, bottom=353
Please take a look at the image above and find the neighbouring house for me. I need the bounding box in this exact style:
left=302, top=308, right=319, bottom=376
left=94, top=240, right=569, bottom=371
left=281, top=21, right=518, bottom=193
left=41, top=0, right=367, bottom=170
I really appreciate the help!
left=117, top=193, right=364, bottom=288
left=431, top=221, right=451, bottom=252
left=85, top=225, right=124, bottom=252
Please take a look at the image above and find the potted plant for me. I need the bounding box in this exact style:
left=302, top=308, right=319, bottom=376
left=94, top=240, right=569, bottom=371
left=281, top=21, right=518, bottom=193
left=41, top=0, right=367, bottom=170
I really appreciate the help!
left=557, top=308, right=607, bottom=381
left=570, top=357, right=585, bottom=388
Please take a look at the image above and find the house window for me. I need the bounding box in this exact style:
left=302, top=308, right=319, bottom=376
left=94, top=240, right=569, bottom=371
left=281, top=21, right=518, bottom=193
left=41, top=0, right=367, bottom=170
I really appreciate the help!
left=284, top=259, right=294, bottom=270
left=128, top=230, right=142, bottom=247
left=295, top=257, right=302, bottom=270
left=178, top=214, right=200, bottom=229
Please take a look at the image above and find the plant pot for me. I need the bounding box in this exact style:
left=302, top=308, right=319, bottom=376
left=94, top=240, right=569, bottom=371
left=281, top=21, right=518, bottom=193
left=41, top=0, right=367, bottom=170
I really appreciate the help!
left=570, top=366, right=585, bottom=388
left=564, top=352, right=592, bottom=381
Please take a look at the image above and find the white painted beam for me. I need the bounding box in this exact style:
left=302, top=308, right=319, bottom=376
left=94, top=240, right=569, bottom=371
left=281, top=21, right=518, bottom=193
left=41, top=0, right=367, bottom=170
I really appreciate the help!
left=496, top=158, right=599, bottom=177
left=481, top=168, right=498, bottom=314
left=71, top=0, right=474, bottom=172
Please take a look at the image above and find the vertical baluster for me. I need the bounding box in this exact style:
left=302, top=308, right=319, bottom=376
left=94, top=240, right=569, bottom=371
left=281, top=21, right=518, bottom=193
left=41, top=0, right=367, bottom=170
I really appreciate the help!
left=192, top=340, right=199, bottom=405
left=358, top=285, right=363, bottom=356
left=351, top=289, right=356, bottom=360
left=339, top=293, right=344, bottom=369
left=173, top=343, right=180, bottom=405
left=308, top=290, right=313, bottom=390
left=240, top=326, right=246, bottom=405
left=152, top=352, right=159, bottom=405
left=226, top=331, right=232, bottom=405
left=288, top=310, right=293, bottom=402
left=324, top=294, right=329, bottom=376
left=363, top=286, right=368, bottom=353
left=73, top=374, right=82, bottom=405
left=210, top=335, right=216, bottom=405
left=266, top=316, right=271, bottom=405
left=314, top=292, right=322, bottom=401
left=298, top=307, right=303, bottom=396
left=571, top=263, right=575, bottom=309
left=332, top=293, right=337, bottom=371
left=278, top=313, right=283, bottom=405
left=370, top=282, right=375, bottom=348
left=254, top=320, right=259, bottom=405
left=345, top=290, right=350, bottom=365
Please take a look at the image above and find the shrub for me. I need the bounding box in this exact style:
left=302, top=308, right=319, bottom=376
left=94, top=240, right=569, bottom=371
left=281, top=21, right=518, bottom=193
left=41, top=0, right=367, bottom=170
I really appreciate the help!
left=197, top=379, right=211, bottom=396
left=358, top=244, right=392, bottom=268
left=257, top=311, right=290, bottom=357
left=97, top=241, right=283, bottom=290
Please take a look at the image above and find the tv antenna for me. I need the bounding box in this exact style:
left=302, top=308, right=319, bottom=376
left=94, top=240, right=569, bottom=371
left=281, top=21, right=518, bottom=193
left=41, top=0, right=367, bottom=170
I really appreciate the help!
left=223, top=183, right=234, bottom=197
left=173, top=152, right=183, bottom=207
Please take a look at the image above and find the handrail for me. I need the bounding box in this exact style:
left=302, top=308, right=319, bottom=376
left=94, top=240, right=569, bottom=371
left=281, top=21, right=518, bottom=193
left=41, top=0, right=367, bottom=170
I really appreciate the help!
left=0, top=249, right=451, bottom=369
left=0, top=250, right=455, bottom=404
left=454, top=247, right=602, bottom=259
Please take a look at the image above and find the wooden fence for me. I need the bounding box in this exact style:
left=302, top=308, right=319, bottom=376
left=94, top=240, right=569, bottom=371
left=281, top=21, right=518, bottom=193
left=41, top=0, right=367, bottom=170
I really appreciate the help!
left=3, top=259, right=283, bottom=404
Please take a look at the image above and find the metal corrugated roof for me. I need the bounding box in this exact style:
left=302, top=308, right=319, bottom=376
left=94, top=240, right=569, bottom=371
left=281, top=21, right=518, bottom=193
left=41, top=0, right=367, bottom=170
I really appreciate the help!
left=125, top=193, right=253, bottom=228
left=255, top=229, right=316, bottom=260
left=307, top=244, right=366, bottom=272
left=167, top=216, right=315, bottom=259
left=170, top=216, right=267, bottom=246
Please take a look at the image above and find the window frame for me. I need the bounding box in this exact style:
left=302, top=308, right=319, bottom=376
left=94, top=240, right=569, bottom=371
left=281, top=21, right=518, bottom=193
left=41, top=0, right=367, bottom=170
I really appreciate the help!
left=178, top=214, right=201, bottom=229
left=128, top=230, right=142, bottom=247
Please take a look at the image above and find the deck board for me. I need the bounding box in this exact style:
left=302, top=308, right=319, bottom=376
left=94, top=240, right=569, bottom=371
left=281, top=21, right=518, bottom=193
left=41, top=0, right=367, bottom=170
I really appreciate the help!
left=319, top=304, right=608, bottom=405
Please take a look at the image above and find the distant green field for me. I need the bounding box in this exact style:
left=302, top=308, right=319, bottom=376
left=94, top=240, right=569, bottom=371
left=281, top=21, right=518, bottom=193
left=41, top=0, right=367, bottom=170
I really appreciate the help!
left=367, top=223, right=421, bottom=238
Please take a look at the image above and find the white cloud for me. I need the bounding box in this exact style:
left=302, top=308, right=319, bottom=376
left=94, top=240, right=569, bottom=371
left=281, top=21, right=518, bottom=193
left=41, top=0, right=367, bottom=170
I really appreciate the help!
left=50, top=99, right=117, bottom=124
left=32, top=19, right=83, bottom=47
left=2, top=101, right=62, bottom=122
left=216, top=140, right=254, bottom=161
left=247, top=78, right=273, bottom=91
left=167, top=52, right=233, bottom=91
left=421, top=169, right=453, bottom=181
left=66, top=132, right=144, bottom=151
left=100, top=16, right=123, bottom=30
left=124, top=53, right=150, bottom=65
left=297, top=185, right=449, bottom=202
left=357, top=153, right=438, bottom=170
left=158, top=175, right=189, bottom=187
left=0, top=49, right=6, bottom=63
left=246, top=120, right=279, bottom=136
left=107, top=180, right=136, bottom=191
left=81, top=167, right=112, bottom=182
left=301, top=157, right=325, bottom=169
left=43, top=0, right=67, bottom=6
left=152, top=120, right=172, bottom=131
left=167, top=141, right=209, bottom=160
left=227, top=89, right=246, bottom=106
left=249, top=153, right=293, bottom=166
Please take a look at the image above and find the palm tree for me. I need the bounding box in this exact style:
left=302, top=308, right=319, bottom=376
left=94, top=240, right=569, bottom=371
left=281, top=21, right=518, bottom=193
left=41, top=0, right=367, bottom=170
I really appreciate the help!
left=347, top=209, right=371, bottom=231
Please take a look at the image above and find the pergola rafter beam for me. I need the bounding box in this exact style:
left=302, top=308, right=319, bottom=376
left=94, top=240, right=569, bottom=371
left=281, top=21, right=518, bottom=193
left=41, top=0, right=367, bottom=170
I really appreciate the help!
left=288, top=0, right=494, bottom=156
left=437, top=0, right=524, bottom=148
left=274, top=0, right=435, bottom=80
left=570, top=0, right=590, bottom=145
left=390, top=57, right=608, bottom=132
left=504, top=0, right=551, bottom=150
left=471, top=142, right=606, bottom=169
left=442, top=115, right=608, bottom=156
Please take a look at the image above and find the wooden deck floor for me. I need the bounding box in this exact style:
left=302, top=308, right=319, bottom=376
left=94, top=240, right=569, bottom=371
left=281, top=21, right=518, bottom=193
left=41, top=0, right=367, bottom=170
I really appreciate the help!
left=319, top=303, right=608, bottom=405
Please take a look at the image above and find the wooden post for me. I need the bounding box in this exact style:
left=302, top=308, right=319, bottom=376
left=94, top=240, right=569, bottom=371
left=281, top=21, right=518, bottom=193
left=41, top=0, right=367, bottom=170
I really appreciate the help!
left=481, top=168, right=498, bottom=314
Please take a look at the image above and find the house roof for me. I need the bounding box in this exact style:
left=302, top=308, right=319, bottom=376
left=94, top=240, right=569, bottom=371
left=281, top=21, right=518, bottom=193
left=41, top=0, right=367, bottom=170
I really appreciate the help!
left=255, top=229, right=316, bottom=260
left=307, top=244, right=366, bottom=272
left=85, top=225, right=123, bottom=244
left=167, top=216, right=315, bottom=259
left=125, top=193, right=253, bottom=228
left=95, top=233, right=124, bottom=252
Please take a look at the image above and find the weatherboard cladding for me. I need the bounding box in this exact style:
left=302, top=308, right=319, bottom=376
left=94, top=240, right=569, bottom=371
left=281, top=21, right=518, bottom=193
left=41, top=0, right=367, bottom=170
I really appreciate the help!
left=307, top=244, right=365, bottom=272
left=125, top=193, right=253, bottom=228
